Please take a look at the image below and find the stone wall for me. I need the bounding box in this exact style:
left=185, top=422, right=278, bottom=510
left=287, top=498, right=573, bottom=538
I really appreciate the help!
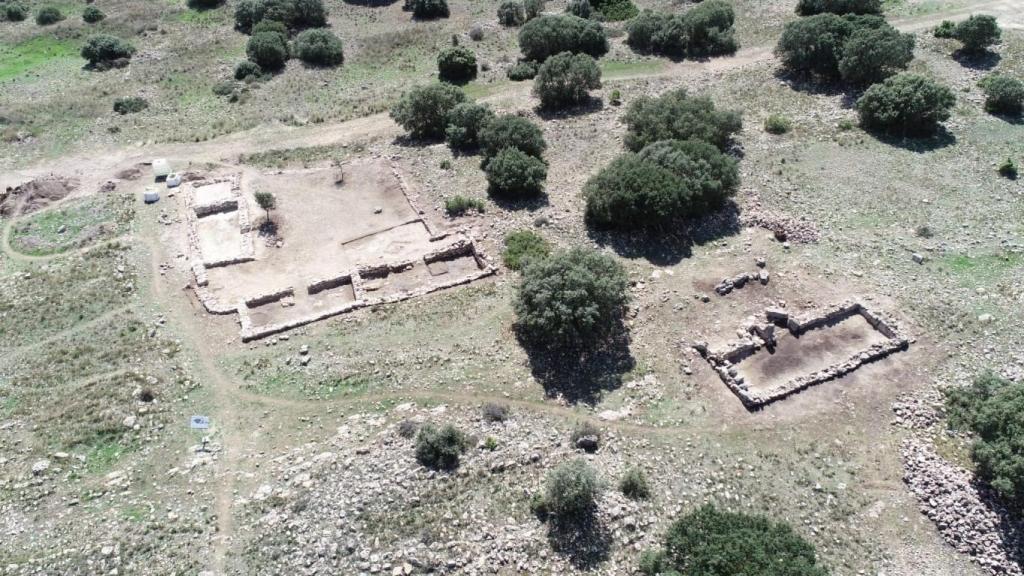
left=694, top=300, right=910, bottom=408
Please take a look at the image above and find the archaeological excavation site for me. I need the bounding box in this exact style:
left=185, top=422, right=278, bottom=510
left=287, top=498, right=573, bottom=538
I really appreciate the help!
left=2, top=0, right=1022, bottom=575
left=181, top=159, right=495, bottom=340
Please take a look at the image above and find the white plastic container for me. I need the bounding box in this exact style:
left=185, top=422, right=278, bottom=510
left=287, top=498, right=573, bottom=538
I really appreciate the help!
left=143, top=187, right=160, bottom=204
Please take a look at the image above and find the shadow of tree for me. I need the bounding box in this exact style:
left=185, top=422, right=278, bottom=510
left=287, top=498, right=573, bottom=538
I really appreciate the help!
left=974, top=480, right=1024, bottom=568
left=517, top=324, right=635, bottom=405
left=864, top=126, right=957, bottom=153
left=547, top=511, right=613, bottom=570
left=953, top=48, right=1001, bottom=71
left=535, top=97, right=605, bottom=120
left=586, top=201, right=742, bottom=267
left=489, top=191, right=550, bottom=212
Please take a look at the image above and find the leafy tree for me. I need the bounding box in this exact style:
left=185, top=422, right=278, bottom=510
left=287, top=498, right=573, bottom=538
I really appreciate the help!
left=478, top=114, right=546, bottom=162
left=485, top=147, right=548, bottom=199
left=503, top=229, right=551, bottom=270
left=523, top=0, right=544, bottom=20
left=82, top=6, right=105, bottom=23
left=247, top=31, right=290, bottom=70
left=437, top=46, right=478, bottom=83
left=533, top=51, right=601, bottom=109
left=234, top=0, right=266, bottom=32
left=566, top=0, right=592, bottom=19
left=683, top=0, right=737, bottom=56
left=81, top=35, right=137, bottom=65
left=252, top=18, right=289, bottom=39
left=946, top=373, right=1024, bottom=510
left=838, top=25, right=914, bottom=85
left=856, top=73, right=955, bottom=136
left=795, top=0, right=880, bottom=15
left=498, top=1, right=525, bottom=26
left=933, top=20, right=955, bottom=39
left=415, top=423, right=469, bottom=470
left=620, top=467, right=651, bottom=500
left=35, top=5, right=62, bottom=25
left=294, top=28, right=344, bottom=66
left=545, top=458, right=600, bottom=521
left=979, top=74, right=1024, bottom=115
left=623, top=88, right=741, bottom=151
left=514, top=248, right=629, bottom=346
left=627, top=11, right=688, bottom=57
left=518, top=14, right=608, bottom=62
left=953, top=14, right=1000, bottom=53
left=445, top=102, right=495, bottom=151
left=775, top=13, right=854, bottom=78
left=584, top=154, right=691, bottom=229
left=637, top=138, right=739, bottom=211
left=660, top=505, right=828, bottom=576
left=254, top=191, right=276, bottom=223
left=390, top=83, right=468, bottom=139
left=411, top=0, right=449, bottom=19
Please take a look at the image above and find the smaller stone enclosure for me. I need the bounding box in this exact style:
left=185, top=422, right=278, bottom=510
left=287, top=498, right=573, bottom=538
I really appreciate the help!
left=183, top=158, right=495, bottom=341
left=694, top=301, right=910, bottom=408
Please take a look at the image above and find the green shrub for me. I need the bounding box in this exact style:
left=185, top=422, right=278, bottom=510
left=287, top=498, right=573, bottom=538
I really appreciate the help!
left=660, top=505, right=828, bottom=576
left=566, top=0, right=592, bottom=19
left=684, top=0, right=738, bottom=56
left=838, top=25, right=915, bottom=85
left=35, top=6, right=62, bottom=25
left=796, top=0, right=880, bottom=15
left=478, top=114, right=546, bottom=161
left=953, top=14, right=1000, bottom=53
left=414, top=423, right=469, bottom=470
left=113, top=97, right=148, bottom=115
left=933, top=19, right=955, bottom=38
left=445, top=102, right=495, bottom=150
left=390, top=83, right=468, bottom=139
left=638, top=549, right=670, bottom=576
left=533, top=51, right=601, bottom=109
left=545, top=459, right=600, bottom=521
left=856, top=73, right=955, bottom=136
left=979, top=75, right=1024, bottom=115
left=437, top=46, right=477, bottom=83
left=764, top=114, right=791, bottom=134
left=252, top=18, right=289, bottom=39
left=503, top=229, right=551, bottom=270
left=444, top=195, right=486, bottom=216
left=507, top=60, right=538, bottom=80
left=570, top=420, right=601, bottom=451
left=235, top=60, right=264, bottom=80
left=485, top=147, right=548, bottom=199
left=609, top=89, right=621, bottom=105
left=2, top=2, right=28, bottom=21
left=294, top=28, right=344, bottom=66
left=518, top=14, right=609, bottom=62
left=498, top=1, right=525, bottom=26
left=515, top=247, right=628, bottom=346
left=523, top=0, right=544, bottom=20
left=591, top=0, right=638, bottom=21
left=946, top=373, right=1024, bottom=510
left=482, top=402, right=510, bottom=422
left=411, top=0, right=449, bottom=19
left=212, top=80, right=237, bottom=96
left=623, top=88, right=741, bottom=151
left=81, top=35, right=136, bottom=65
left=247, top=31, right=290, bottom=70
left=187, top=0, right=224, bottom=9
left=620, top=467, right=651, bottom=500
left=82, top=6, right=105, bottom=23
left=997, top=158, right=1017, bottom=179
